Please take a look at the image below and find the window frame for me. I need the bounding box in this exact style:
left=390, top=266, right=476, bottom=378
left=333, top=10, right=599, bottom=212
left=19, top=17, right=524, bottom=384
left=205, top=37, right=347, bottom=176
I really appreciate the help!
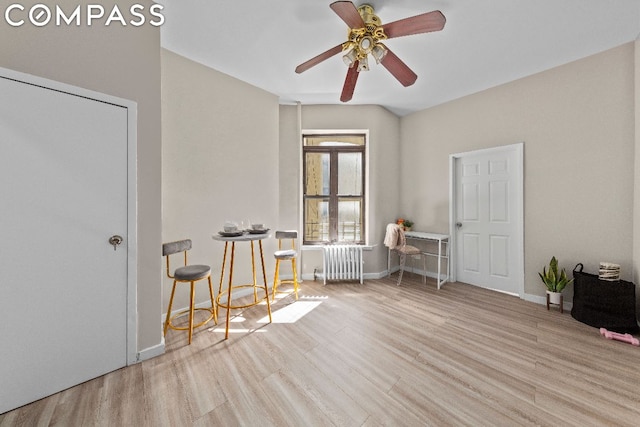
left=301, top=131, right=368, bottom=246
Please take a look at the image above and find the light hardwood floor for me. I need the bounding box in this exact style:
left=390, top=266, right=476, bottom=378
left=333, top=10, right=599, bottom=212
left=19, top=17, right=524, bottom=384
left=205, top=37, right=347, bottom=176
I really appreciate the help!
left=2, top=274, right=640, bottom=426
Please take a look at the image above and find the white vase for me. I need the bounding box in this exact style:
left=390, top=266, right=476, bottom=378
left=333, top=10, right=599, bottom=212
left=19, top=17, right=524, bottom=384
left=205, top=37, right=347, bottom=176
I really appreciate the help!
left=546, top=290, right=562, bottom=304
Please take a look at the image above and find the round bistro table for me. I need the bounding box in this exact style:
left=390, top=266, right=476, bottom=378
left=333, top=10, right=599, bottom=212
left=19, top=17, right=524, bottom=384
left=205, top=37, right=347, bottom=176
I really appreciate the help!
left=212, top=231, right=273, bottom=339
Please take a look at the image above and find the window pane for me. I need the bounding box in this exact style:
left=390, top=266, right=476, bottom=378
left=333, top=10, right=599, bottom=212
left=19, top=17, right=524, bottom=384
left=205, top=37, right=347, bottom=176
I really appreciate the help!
left=304, top=135, right=365, bottom=146
left=338, top=152, right=362, bottom=195
left=304, top=198, right=329, bottom=242
left=305, top=153, right=329, bottom=196
left=338, top=198, right=362, bottom=242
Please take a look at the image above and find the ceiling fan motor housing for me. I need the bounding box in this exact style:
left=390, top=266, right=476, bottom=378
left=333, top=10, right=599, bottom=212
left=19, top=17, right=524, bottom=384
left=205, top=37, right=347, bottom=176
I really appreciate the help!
left=358, top=4, right=380, bottom=31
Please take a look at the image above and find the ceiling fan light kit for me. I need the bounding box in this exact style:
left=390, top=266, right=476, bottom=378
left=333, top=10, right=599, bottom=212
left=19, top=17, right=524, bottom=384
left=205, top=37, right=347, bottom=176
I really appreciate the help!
left=295, top=1, right=446, bottom=102
left=371, top=44, right=388, bottom=64
left=341, top=5, right=386, bottom=70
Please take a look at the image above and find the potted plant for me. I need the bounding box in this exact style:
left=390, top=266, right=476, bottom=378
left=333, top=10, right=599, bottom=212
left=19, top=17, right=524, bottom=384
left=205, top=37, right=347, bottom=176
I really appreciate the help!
left=539, top=256, right=572, bottom=305
left=402, top=219, right=414, bottom=231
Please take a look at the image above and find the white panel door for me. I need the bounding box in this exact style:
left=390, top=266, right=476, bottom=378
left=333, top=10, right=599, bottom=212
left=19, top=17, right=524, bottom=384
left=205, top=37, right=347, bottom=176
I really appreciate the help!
left=0, top=75, right=128, bottom=413
left=453, top=144, right=523, bottom=295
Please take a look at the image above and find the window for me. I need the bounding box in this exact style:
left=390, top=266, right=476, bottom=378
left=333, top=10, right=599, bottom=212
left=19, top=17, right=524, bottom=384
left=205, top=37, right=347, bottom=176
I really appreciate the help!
left=303, top=133, right=366, bottom=245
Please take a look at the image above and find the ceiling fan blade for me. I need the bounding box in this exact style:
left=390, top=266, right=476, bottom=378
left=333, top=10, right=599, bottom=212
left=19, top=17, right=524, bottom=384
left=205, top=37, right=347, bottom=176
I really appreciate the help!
left=381, top=48, right=417, bottom=87
left=295, top=44, right=344, bottom=74
left=340, top=63, right=360, bottom=102
left=382, top=10, right=446, bottom=39
left=330, top=1, right=364, bottom=29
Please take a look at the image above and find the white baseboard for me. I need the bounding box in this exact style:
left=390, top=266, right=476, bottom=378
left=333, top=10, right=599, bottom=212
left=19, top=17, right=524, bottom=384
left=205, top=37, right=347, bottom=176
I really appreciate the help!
left=302, top=271, right=387, bottom=282
left=522, top=293, right=546, bottom=305
left=306, top=267, right=572, bottom=311
left=134, top=338, right=165, bottom=364
left=364, top=271, right=389, bottom=280
left=522, top=292, right=573, bottom=310
left=302, top=266, right=444, bottom=283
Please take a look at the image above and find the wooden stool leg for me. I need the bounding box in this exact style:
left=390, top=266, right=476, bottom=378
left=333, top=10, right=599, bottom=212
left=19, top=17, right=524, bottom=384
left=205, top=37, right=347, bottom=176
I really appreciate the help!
left=188, top=281, right=196, bottom=344
left=250, top=241, right=258, bottom=303
left=272, top=259, right=280, bottom=301
left=218, top=242, right=228, bottom=295
left=257, top=240, right=272, bottom=324
left=224, top=242, right=236, bottom=340
left=208, top=276, right=217, bottom=324
left=291, top=258, right=299, bottom=300
left=546, top=293, right=550, bottom=310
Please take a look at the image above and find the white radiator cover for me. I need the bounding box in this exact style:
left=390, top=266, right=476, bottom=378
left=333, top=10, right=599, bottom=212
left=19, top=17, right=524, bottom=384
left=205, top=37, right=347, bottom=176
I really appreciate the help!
left=322, top=245, right=363, bottom=284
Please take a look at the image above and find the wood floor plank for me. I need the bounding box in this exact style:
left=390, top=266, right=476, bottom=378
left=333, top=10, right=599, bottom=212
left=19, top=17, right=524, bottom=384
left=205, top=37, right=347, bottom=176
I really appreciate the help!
left=2, top=276, right=639, bottom=426
left=299, top=346, right=428, bottom=426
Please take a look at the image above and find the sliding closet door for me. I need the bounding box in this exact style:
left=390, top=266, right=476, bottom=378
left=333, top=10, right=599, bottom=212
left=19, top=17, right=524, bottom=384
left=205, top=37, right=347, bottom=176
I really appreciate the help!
left=0, top=75, right=129, bottom=413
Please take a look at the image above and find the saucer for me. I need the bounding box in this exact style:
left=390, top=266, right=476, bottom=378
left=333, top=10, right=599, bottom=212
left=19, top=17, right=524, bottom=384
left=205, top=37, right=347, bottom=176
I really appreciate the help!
left=218, top=230, right=244, bottom=237
left=247, top=228, right=270, bottom=234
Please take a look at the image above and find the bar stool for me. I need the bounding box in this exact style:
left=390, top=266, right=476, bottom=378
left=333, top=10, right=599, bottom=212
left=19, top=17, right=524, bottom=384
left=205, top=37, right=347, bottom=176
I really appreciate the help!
left=272, top=230, right=299, bottom=301
left=163, top=239, right=217, bottom=344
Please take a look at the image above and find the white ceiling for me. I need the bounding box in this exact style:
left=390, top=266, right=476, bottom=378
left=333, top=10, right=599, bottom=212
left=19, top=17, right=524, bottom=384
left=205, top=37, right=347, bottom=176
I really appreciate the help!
left=158, top=0, right=640, bottom=116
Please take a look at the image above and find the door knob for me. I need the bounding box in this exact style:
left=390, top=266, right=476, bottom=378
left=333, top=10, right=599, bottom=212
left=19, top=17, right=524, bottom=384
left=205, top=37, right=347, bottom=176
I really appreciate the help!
left=456, top=222, right=463, bottom=228
left=109, top=235, right=123, bottom=250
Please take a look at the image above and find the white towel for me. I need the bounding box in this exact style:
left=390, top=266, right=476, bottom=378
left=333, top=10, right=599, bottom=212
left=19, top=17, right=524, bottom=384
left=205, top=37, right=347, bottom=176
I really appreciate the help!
left=384, top=223, right=401, bottom=249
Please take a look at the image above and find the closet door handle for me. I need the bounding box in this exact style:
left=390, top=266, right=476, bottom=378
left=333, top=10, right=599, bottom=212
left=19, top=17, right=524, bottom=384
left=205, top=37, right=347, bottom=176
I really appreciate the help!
left=109, top=235, right=123, bottom=250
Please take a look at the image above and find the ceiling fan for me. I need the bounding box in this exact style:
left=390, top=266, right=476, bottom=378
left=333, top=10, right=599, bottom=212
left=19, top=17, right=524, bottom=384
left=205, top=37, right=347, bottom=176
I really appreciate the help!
left=295, top=1, right=446, bottom=102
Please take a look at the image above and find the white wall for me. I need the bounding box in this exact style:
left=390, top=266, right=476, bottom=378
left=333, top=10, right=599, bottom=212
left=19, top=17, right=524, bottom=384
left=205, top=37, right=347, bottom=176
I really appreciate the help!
left=161, top=49, right=280, bottom=311
left=401, top=43, right=636, bottom=300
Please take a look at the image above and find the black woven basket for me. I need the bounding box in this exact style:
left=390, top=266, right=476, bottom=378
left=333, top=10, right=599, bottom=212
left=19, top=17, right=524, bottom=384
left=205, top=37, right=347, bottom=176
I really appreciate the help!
left=571, top=263, right=639, bottom=333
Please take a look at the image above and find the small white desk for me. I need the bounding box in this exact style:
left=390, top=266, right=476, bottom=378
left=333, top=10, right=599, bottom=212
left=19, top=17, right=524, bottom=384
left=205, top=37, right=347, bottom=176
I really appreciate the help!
left=394, top=231, right=450, bottom=289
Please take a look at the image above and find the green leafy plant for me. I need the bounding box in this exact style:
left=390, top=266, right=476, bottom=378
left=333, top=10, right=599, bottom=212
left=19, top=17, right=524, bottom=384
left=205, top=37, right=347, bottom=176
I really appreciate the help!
left=402, top=219, right=414, bottom=228
left=538, top=256, right=572, bottom=292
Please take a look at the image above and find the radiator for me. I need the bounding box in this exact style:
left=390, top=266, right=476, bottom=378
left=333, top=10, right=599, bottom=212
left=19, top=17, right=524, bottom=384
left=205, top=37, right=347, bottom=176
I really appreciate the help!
left=322, top=245, right=363, bottom=284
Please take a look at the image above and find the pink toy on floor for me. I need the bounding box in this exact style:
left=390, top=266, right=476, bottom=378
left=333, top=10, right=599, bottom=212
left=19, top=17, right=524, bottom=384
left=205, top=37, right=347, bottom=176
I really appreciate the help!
left=599, top=328, right=639, bottom=346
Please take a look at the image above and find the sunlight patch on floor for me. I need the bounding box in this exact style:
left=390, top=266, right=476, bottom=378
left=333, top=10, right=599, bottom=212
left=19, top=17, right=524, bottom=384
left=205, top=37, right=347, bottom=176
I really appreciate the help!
left=257, top=300, right=323, bottom=323
left=206, top=294, right=329, bottom=333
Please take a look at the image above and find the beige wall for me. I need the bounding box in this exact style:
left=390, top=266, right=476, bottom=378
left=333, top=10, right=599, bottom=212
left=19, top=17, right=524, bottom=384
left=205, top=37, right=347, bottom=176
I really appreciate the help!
left=278, top=104, right=302, bottom=232
left=279, top=104, right=401, bottom=276
left=0, top=0, right=162, bottom=351
left=161, top=49, right=280, bottom=310
left=401, top=43, right=636, bottom=300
